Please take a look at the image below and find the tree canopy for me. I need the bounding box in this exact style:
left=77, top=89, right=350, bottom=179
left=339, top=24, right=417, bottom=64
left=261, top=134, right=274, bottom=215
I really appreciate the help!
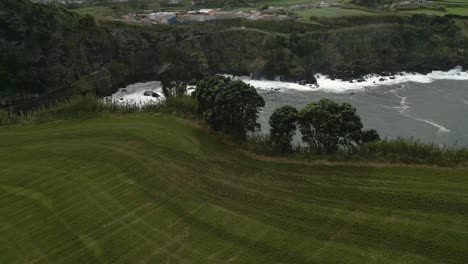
left=298, top=99, right=364, bottom=153
left=269, top=105, right=298, bottom=152
left=193, top=76, right=265, bottom=140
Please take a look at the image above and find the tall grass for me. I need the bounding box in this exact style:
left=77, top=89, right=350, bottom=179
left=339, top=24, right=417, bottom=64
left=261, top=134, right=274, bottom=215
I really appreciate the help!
left=3, top=96, right=468, bottom=167
left=358, top=138, right=468, bottom=166
left=245, top=134, right=468, bottom=167
left=0, top=95, right=198, bottom=126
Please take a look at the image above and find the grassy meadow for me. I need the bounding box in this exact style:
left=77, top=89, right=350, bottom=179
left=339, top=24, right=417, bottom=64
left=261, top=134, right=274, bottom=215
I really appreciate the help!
left=1, top=114, right=468, bottom=263
left=296, top=7, right=379, bottom=19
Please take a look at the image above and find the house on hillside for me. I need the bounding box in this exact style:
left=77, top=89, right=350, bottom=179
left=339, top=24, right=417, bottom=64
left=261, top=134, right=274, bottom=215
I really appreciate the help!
left=148, top=12, right=177, bottom=24
left=198, top=9, right=216, bottom=16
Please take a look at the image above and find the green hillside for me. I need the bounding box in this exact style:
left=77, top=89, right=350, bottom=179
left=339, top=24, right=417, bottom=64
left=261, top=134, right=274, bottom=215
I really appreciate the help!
left=1, top=114, right=468, bottom=263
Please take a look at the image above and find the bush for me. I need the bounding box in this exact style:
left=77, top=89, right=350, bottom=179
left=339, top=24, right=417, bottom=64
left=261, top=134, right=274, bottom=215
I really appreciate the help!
left=361, top=129, right=380, bottom=143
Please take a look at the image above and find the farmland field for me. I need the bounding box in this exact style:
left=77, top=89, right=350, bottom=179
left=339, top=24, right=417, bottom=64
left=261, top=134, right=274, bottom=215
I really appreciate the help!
left=401, top=8, right=468, bottom=16
left=295, top=7, right=379, bottom=19
left=1, top=115, right=468, bottom=263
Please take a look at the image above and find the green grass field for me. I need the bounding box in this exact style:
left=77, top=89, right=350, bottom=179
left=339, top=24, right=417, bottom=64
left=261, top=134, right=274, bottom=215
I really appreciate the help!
left=296, top=7, right=379, bottom=19
left=74, top=6, right=116, bottom=19
left=1, top=115, right=468, bottom=263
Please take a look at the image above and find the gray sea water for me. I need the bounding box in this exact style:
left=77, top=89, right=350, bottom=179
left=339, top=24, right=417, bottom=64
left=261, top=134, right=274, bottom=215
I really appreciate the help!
left=257, top=80, right=468, bottom=146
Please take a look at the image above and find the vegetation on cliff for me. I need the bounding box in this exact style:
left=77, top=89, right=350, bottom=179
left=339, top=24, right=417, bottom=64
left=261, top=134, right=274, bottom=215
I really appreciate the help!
left=1, top=0, right=468, bottom=111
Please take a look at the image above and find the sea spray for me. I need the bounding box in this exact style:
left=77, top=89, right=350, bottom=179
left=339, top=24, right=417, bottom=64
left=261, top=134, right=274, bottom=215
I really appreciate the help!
left=222, top=66, right=468, bottom=93
left=106, top=81, right=195, bottom=106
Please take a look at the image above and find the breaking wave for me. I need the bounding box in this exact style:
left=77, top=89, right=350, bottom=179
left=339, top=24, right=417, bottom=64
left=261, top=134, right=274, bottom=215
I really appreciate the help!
left=105, top=81, right=195, bottom=106
left=223, top=66, right=468, bottom=93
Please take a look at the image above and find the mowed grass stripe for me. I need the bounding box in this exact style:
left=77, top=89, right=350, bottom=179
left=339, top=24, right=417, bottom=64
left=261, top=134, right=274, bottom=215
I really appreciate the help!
left=1, top=115, right=468, bottom=263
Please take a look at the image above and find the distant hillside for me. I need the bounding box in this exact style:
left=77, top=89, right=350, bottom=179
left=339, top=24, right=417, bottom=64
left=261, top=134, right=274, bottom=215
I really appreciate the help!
left=1, top=0, right=468, bottom=110
left=30, top=0, right=130, bottom=3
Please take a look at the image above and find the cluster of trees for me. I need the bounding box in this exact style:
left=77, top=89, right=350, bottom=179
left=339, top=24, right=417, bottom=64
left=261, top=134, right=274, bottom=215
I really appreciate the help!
left=191, top=76, right=379, bottom=153
left=270, top=100, right=380, bottom=153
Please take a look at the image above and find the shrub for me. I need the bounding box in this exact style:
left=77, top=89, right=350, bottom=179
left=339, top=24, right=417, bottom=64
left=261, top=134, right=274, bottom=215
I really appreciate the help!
left=361, top=129, right=380, bottom=143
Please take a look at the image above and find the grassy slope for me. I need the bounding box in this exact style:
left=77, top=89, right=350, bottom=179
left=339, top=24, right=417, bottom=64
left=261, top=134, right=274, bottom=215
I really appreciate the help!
left=1, top=115, right=468, bottom=263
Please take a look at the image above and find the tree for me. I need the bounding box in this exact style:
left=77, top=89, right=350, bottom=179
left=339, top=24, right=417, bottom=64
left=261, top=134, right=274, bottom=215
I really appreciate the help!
left=298, top=99, right=363, bottom=153
left=193, top=77, right=265, bottom=140
left=269, top=106, right=298, bottom=152
left=192, top=76, right=230, bottom=116
left=212, top=80, right=265, bottom=140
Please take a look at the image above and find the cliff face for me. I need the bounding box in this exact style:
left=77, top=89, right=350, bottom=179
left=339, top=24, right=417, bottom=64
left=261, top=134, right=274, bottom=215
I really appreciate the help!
left=1, top=0, right=467, bottom=110
left=0, top=0, right=115, bottom=109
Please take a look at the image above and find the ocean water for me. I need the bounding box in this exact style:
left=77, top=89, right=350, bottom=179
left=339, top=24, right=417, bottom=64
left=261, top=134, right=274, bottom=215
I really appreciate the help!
left=113, top=68, right=468, bottom=146
left=249, top=70, right=468, bottom=146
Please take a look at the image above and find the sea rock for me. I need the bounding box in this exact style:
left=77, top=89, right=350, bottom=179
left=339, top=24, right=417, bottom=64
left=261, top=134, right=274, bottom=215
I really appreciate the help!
left=143, top=91, right=153, bottom=96
left=151, top=92, right=160, bottom=98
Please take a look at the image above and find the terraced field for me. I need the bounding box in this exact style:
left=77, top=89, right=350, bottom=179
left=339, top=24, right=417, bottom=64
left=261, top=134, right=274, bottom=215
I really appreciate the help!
left=1, top=115, right=468, bottom=263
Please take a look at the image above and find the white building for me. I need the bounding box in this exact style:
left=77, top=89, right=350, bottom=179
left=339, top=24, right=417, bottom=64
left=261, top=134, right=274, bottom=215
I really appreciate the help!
left=148, top=12, right=177, bottom=24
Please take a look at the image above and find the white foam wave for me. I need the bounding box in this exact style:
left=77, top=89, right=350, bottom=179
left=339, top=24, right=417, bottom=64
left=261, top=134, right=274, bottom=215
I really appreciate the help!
left=389, top=89, right=450, bottom=134
left=409, top=116, right=451, bottom=134
left=223, top=66, right=468, bottom=93
left=105, top=81, right=164, bottom=106
left=105, top=81, right=195, bottom=106
left=221, top=75, right=313, bottom=91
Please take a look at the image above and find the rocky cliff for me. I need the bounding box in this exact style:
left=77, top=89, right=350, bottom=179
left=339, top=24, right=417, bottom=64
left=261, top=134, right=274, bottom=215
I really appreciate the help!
left=1, top=0, right=467, bottom=110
